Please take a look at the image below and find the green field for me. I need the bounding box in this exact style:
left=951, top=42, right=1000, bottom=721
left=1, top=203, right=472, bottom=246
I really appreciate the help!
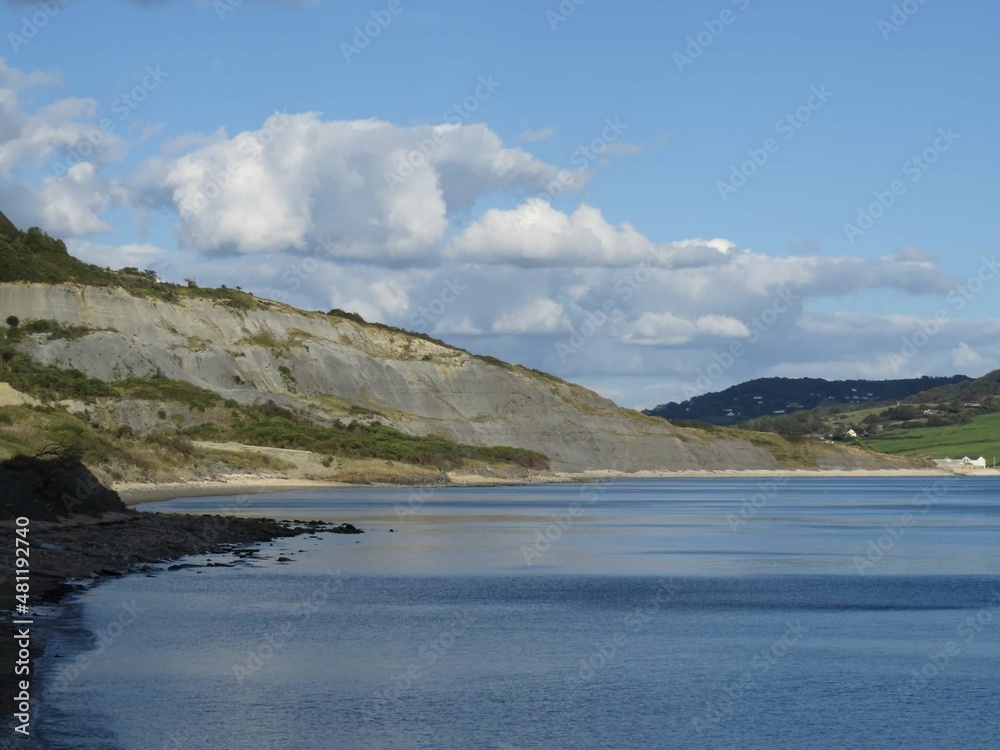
left=867, top=412, right=1000, bottom=461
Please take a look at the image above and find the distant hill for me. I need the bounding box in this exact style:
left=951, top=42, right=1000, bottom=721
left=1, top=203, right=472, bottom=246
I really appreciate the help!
left=903, top=369, right=1000, bottom=404
left=644, top=375, right=971, bottom=425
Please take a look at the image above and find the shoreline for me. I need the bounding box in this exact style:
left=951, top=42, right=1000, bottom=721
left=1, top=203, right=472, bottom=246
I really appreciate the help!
left=0, top=512, right=358, bottom=737
left=115, top=466, right=999, bottom=506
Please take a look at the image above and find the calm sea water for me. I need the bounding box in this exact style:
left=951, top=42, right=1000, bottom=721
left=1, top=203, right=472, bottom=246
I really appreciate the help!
left=33, top=478, right=1000, bottom=749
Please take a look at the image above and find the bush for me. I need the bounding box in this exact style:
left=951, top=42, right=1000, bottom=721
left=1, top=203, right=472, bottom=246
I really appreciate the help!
left=185, top=401, right=550, bottom=471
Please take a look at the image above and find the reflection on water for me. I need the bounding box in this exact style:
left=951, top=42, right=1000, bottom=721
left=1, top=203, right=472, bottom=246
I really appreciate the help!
left=35, top=478, right=1000, bottom=749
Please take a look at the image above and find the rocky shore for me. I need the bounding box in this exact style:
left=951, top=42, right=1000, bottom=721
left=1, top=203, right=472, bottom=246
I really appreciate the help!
left=0, top=453, right=362, bottom=736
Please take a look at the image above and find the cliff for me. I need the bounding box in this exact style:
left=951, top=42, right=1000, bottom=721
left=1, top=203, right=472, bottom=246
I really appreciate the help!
left=0, top=213, right=926, bottom=477
left=0, top=280, right=922, bottom=475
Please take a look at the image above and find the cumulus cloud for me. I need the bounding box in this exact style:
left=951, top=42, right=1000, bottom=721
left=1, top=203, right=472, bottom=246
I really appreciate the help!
left=894, top=245, right=939, bottom=264
left=951, top=342, right=987, bottom=369
left=0, top=58, right=60, bottom=89
left=135, top=114, right=584, bottom=261
left=1, top=163, right=126, bottom=235
left=622, top=312, right=750, bottom=346
left=492, top=298, right=570, bottom=334
left=67, top=239, right=172, bottom=270
left=447, top=201, right=657, bottom=266
left=0, top=87, right=127, bottom=175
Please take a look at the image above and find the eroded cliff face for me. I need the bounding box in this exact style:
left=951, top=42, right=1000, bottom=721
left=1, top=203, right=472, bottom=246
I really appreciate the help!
left=0, top=282, right=914, bottom=472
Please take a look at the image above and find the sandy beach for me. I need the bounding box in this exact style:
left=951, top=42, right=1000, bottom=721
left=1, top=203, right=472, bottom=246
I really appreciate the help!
left=115, top=466, right=998, bottom=506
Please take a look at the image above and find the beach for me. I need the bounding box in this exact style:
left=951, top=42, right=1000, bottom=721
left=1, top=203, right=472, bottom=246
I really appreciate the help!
left=113, top=465, right=997, bottom=506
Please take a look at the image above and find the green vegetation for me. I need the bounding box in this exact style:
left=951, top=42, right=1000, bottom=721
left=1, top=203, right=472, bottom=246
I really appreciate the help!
left=327, top=308, right=366, bottom=325
left=237, top=329, right=313, bottom=354
left=278, top=365, right=297, bottom=390
left=0, top=338, right=551, bottom=475
left=0, top=405, right=133, bottom=468
left=0, top=339, right=114, bottom=401
left=5, top=318, right=95, bottom=342
left=0, top=219, right=265, bottom=310
left=646, top=375, right=971, bottom=426
left=182, top=400, right=549, bottom=471
left=867, top=412, right=1000, bottom=460
left=327, top=307, right=464, bottom=353
left=112, top=377, right=223, bottom=411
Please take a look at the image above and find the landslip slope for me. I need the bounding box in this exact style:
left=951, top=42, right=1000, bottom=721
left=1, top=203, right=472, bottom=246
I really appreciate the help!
left=0, top=282, right=918, bottom=472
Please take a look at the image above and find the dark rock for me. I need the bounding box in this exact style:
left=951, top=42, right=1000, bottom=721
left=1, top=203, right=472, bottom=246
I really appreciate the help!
left=0, top=452, right=126, bottom=521
left=332, top=523, right=364, bottom=534
left=276, top=556, right=292, bottom=562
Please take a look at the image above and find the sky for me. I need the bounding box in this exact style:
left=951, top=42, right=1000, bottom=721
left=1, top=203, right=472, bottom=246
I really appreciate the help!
left=0, top=0, right=998, bottom=409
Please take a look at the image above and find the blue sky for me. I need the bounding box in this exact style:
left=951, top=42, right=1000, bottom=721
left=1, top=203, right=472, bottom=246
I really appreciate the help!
left=1, top=0, right=998, bottom=407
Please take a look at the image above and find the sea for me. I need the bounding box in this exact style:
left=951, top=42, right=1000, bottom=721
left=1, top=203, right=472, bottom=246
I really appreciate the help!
left=30, top=477, right=1000, bottom=749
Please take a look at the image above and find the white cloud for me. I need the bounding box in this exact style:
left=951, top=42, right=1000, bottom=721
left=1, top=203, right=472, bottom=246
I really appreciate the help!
left=894, top=245, right=939, bottom=264
left=447, top=201, right=656, bottom=266
left=0, top=58, right=60, bottom=89
left=135, top=114, right=585, bottom=261
left=2, top=163, right=127, bottom=236
left=625, top=311, right=697, bottom=345
left=0, top=88, right=127, bottom=175
left=68, top=239, right=172, bottom=270
left=952, top=342, right=986, bottom=369
left=518, top=125, right=556, bottom=143
left=492, top=298, right=570, bottom=334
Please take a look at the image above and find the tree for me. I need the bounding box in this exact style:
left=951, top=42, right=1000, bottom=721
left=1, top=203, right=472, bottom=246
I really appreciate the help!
left=5, top=315, right=18, bottom=328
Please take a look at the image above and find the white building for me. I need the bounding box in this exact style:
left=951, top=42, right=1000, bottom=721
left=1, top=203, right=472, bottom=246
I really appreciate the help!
left=961, top=456, right=987, bottom=469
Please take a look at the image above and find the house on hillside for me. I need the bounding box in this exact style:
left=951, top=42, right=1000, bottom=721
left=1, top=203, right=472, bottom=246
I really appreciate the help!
left=961, top=456, right=987, bottom=469
left=845, top=429, right=858, bottom=439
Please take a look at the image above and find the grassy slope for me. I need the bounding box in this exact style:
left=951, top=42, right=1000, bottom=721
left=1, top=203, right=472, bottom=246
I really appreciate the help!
left=867, top=412, right=1000, bottom=460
